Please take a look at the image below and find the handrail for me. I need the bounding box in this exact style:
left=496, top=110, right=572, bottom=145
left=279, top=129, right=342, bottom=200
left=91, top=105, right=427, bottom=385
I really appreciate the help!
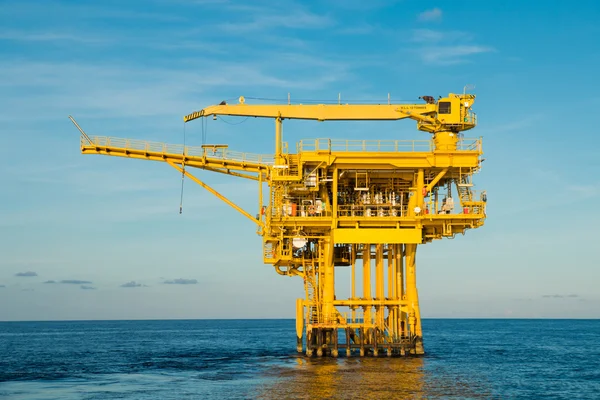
left=83, top=135, right=481, bottom=166
left=297, top=138, right=481, bottom=153
left=83, top=136, right=275, bottom=165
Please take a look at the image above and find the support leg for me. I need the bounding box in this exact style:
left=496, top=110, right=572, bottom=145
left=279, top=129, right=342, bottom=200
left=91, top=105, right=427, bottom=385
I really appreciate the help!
left=359, top=327, right=365, bottom=357
left=332, top=329, right=339, bottom=357
left=306, top=329, right=313, bottom=357
left=316, top=328, right=323, bottom=357
left=362, top=244, right=372, bottom=328
left=405, top=243, right=424, bottom=355
left=296, top=298, right=304, bottom=353
left=346, top=328, right=351, bottom=357
left=375, top=244, right=384, bottom=330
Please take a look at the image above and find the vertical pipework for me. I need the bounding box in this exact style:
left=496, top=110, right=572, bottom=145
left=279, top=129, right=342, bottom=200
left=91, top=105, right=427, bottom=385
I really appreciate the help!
left=321, top=238, right=335, bottom=324
left=258, top=169, right=263, bottom=228
left=362, top=244, right=372, bottom=324
left=275, top=117, right=282, bottom=164
left=351, top=244, right=356, bottom=322
left=375, top=244, right=384, bottom=328
left=296, top=298, right=304, bottom=353
left=416, top=169, right=425, bottom=210
left=405, top=243, right=423, bottom=353
left=351, top=244, right=356, bottom=300
left=395, top=244, right=405, bottom=336
left=332, top=167, right=338, bottom=219
left=387, top=245, right=395, bottom=337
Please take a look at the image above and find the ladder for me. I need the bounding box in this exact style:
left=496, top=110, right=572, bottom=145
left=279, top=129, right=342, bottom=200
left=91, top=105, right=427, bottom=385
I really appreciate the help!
left=457, top=172, right=473, bottom=204
left=288, top=154, right=299, bottom=178
left=303, top=258, right=319, bottom=324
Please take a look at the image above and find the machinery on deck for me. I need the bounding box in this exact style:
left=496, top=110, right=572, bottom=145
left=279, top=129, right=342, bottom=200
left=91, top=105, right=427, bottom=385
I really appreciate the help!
left=72, top=90, right=486, bottom=357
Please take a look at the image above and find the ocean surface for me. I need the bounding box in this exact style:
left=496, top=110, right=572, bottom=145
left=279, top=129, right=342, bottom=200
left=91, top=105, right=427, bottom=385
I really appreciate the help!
left=0, top=319, right=599, bottom=399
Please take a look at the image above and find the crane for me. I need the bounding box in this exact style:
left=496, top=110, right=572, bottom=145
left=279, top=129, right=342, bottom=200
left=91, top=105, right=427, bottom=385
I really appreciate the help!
left=73, top=91, right=486, bottom=357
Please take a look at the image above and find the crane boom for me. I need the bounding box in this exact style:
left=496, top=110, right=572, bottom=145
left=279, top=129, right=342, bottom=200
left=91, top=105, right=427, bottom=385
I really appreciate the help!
left=183, top=92, right=477, bottom=135
left=185, top=103, right=436, bottom=121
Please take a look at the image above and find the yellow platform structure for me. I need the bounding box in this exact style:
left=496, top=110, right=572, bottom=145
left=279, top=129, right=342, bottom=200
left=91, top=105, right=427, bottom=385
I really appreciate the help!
left=72, top=90, right=486, bottom=357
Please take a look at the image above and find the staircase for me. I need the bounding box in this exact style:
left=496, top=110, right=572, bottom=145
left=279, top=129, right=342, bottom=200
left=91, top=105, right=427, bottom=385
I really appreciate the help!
left=272, top=154, right=301, bottom=181
left=304, top=258, right=320, bottom=324
left=457, top=174, right=484, bottom=214
left=457, top=176, right=472, bottom=204
left=263, top=241, right=275, bottom=262
left=288, top=154, right=299, bottom=178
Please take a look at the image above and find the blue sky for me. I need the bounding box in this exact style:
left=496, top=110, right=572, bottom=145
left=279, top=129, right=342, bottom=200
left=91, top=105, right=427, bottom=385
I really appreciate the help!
left=1, top=0, right=599, bottom=320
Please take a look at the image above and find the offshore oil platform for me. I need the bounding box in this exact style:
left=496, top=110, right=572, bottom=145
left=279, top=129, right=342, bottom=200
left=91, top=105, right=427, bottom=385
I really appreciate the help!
left=71, top=89, right=486, bottom=357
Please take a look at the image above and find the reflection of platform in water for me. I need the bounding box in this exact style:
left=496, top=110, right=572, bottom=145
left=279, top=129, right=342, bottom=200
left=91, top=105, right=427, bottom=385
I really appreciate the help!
left=74, top=91, right=486, bottom=357
left=255, top=357, right=426, bottom=399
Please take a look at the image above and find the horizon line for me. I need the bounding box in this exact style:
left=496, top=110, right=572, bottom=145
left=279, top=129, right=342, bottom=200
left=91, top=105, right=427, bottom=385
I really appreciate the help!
left=1, top=317, right=599, bottom=323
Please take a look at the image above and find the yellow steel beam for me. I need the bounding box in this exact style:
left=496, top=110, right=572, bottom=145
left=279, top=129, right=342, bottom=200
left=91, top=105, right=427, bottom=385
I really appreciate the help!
left=397, top=244, right=405, bottom=337
left=166, top=161, right=264, bottom=229
left=333, top=228, right=423, bottom=244
left=295, top=298, right=303, bottom=341
left=81, top=139, right=269, bottom=176
left=69, top=121, right=272, bottom=176
left=184, top=103, right=436, bottom=122
left=404, top=244, right=421, bottom=341
left=202, top=166, right=260, bottom=181
left=321, top=238, right=335, bottom=324
left=299, top=153, right=481, bottom=169
left=362, top=243, right=372, bottom=324
left=425, top=168, right=449, bottom=192
left=375, top=244, right=384, bottom=327
left=333, top=299, right=409, bottom=306
left=275, top=117, right=282, bottom=163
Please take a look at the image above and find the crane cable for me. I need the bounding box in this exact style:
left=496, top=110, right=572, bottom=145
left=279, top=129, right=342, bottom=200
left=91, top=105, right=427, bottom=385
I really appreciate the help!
left=180, top=117, right=209, bottom=214
left=179, top=122, right=186, bottom=214
left=202, top=115, right=208, bottom=144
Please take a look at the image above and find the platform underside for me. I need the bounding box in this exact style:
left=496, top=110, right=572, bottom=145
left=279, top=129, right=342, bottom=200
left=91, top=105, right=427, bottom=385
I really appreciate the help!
left=301, top=326, right=423, bottom=357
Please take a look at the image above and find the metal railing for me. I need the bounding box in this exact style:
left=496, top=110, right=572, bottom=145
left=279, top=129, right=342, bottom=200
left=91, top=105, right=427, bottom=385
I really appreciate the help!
left=298, top=139, right=432, bottom=153
left=457, top=137, right=481, bottom=151
left=272, top=203, right=332, bottom=218
left=84, top=135, right=480, bottom=165
left=337, top=204, right=409, bottom=217
left=297, top=138, right=481, bottom=153
left=84, top=136, right=275, bottom=165
left=424, top=197, right=486, bottom=215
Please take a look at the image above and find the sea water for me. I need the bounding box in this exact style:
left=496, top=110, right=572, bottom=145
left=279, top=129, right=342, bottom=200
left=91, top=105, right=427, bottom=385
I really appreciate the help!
left=0, top=319, right=599, bottom=399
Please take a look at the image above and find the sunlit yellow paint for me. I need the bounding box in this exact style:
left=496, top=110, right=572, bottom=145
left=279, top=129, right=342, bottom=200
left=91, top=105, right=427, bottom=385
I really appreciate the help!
left=74, top=90, right=486, bottom=356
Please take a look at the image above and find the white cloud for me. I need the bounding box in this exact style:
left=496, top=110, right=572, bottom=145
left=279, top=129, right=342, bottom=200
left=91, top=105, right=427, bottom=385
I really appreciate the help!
left=408, top=29, right=493, bottom=65
left=121, top=281, right=144, bottom=288
left=478, top=114, right=544, bottom=134
left=2, top=1, right=185, bottom=22
left=15, top=271, right=38, bottom=277
left=0, top=31, right=106, bottom=43
left=337, top=23, right=376, bottom=35
left=163, top=278, right=198, bottom=285
left=61, top=280, right=92, bottom=284
left=567, top=184, right=600, bottom=198
left=0, top=56, right=351, bottom=124
left=218, top=10, right=332, bottom=33
left=418, top=8, right=443, bottom=22
left=411, top=29, right=471, bottom=43
left=418, top=45, right=493, bottom=65
left=320, top=0, right=401, bottom=10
